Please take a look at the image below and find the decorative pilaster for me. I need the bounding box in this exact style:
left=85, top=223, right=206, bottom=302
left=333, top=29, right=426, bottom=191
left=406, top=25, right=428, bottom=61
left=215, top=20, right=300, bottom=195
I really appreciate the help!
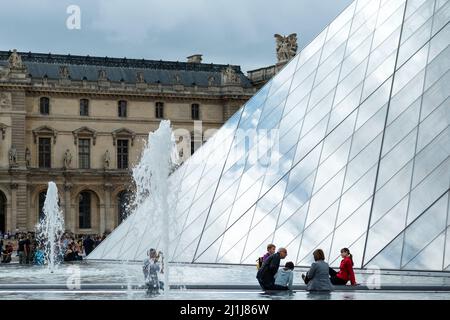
left=10, top=91, right=26, bottom=168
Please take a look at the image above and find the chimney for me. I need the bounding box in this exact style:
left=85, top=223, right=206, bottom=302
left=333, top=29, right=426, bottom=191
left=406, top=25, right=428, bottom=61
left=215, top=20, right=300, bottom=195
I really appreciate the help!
left=187, top=54, right=203, bottom=63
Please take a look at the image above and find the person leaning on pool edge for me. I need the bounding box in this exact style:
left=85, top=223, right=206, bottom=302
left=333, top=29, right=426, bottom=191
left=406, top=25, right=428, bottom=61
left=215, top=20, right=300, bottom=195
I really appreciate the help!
left=256, top=247, right=288, bottom=290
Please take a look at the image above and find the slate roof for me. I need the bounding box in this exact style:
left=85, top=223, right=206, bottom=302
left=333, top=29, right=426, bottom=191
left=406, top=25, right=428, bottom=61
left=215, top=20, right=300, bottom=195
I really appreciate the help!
left=0, top=50, right=252, bottom=87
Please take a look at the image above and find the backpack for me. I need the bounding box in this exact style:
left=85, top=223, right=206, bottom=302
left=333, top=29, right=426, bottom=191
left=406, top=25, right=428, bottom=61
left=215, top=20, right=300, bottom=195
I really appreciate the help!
left=256, top=256, right=264, bottom=270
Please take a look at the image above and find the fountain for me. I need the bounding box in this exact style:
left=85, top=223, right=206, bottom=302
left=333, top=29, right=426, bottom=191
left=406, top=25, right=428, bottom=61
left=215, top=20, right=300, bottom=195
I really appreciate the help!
left=36, top=181, right=65, bottom=272
left=131, top=120, right=179, bottom=295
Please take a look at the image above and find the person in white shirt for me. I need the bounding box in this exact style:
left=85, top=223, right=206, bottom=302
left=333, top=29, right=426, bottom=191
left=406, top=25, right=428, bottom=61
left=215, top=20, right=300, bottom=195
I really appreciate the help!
left=274, top=261, right=295, bottom=290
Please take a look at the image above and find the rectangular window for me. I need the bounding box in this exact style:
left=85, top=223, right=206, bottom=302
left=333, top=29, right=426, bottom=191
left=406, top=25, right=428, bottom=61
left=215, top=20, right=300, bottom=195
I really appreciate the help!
left=118, top=100, right=127, bottom=117
left=117, top=139, right=129, bottom=169
left=191, top=103, right=200, bottom=120
left=78, top=139, right=90, bottom=169
left=155, top=102, right=164, bottom=119
left=80, top=99, right=89, bottom=116
left=40, top=97, right=50, bottom=115
left=38, top=137, right=51, bottom=168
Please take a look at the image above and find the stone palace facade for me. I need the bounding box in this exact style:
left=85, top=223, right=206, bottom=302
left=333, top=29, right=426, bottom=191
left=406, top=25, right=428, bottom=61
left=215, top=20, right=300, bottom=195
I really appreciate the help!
left=0, top=50, right=255, bottom=235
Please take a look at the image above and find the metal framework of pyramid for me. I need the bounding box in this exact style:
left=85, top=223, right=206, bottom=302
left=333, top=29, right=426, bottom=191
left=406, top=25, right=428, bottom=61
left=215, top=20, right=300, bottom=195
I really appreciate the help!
left=89, top=0, right=450, bottom=271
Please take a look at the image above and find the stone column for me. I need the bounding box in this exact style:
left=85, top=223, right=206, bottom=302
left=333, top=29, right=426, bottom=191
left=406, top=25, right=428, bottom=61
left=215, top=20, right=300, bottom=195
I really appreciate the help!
left=10, top=89, right=28, bottom=231
left=6, top=193, right=13, bottom=234
left=104, top=183, right=115, bottom=231
left=64, top=183, right=73, bottom=232
left=7, top=179, right=28, bottom=231
left=26, top=185, right=34, bottom=230
left=10, top=183, right=18, bottom=232
left=102, top=183, right=113, bottom=234
left=99, top=204, right=105, bottom=235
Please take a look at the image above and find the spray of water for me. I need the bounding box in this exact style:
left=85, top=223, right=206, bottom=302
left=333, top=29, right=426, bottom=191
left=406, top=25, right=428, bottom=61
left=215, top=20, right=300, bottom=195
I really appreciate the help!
left=131, top=120, right=179, bottom=296
left=36, top=182, right=65, bottom=272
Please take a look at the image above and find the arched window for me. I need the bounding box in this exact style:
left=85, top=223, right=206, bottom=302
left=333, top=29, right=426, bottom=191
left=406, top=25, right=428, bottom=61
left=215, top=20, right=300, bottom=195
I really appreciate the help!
left=79, top=191, right=91, bottom=229
left=117, top=191, right=130, bottom=225
left=80, top=99, right=89, bottom=116
left=118, top=100, right=127, bottom=118
left=38, top=191, right=46, bottom=223
left=38, top=190, right=61, bottom=223
left=40, top=97, right=50, bottom=115
left=0, top=191, right=6, bottom=234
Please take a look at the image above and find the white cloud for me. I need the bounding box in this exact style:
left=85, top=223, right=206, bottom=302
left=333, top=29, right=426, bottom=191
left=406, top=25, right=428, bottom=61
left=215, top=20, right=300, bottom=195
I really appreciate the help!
left=92, top=0, right=263, bottom=44
left=0, top=0, right=353, bottom=71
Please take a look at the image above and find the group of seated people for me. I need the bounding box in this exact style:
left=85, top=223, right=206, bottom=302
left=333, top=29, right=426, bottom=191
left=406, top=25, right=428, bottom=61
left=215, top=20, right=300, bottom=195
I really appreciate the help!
left=63, top=241, right=83, bottom=262
left=1, top=242, right=14, bottom=263
left=256, top=244, right=357, bottom=291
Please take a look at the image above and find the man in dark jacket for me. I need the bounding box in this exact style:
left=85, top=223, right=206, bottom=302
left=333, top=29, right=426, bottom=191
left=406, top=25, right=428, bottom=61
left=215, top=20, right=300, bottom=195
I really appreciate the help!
left=256, top=247, right=288, bottom=290
left=83, top=235, right=95, bottom=256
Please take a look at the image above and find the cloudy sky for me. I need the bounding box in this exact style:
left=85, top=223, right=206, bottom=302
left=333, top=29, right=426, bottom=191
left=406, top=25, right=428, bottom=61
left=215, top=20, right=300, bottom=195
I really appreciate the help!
left=0, top=0, right=352, bottom=72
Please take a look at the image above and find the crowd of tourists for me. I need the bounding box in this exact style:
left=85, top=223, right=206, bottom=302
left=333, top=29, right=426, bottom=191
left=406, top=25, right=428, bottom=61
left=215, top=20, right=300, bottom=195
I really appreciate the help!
left=0, top=231, right=106, bottom=264
left=256, top=244, right=357, bottom=292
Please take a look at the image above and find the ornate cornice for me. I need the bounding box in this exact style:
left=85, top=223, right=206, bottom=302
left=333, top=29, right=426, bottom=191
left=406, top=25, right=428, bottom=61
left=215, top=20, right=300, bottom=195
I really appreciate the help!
left=103, top=183, right=114, bottom=192
left=0, top=50, right=244, bottom=73
left=112, top=128, right=136, bottom=146
left=25, top=167, right=131, bottom=178
left=32, top=125, right=58, bottom=143
left=72, top=126, right=97, bottom=145
left=64, top=183, right=73, bottom=191
left=18, top=83, right=254, bottom=100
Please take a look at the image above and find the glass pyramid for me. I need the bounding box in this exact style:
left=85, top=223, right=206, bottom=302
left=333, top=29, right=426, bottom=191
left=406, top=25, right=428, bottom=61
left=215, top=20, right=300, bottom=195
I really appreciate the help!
left=89, top=0, right=450, bottom=271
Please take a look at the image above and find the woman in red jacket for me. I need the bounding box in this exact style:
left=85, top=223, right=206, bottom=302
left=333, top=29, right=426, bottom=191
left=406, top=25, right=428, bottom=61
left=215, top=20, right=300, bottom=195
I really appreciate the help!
left=329, top=248, right=357, bottom=286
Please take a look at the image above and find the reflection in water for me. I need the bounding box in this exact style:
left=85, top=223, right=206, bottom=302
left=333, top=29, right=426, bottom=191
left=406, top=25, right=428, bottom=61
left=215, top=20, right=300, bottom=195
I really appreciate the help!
left=1, top=290, right=449, bottom=300
left=260, top=291, right=297, bottom=300
left=342, top=293, right=356, bottom=300
left=306, top=291, right=331, bottom=300
left=1, top=262, right=450, bottom=300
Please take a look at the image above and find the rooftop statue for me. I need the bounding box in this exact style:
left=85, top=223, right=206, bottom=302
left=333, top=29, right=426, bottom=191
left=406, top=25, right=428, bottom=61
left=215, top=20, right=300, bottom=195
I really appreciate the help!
left=274, top=33, right=298, bottom=63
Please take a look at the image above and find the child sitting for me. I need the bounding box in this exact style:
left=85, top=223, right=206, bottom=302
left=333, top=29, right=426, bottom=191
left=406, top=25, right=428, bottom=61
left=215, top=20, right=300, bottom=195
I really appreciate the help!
left=274, top=261, right=295, bottom=290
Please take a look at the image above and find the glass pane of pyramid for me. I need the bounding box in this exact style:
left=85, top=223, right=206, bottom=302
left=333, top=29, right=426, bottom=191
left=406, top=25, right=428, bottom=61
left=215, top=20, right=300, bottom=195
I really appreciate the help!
left=89, top=0, right=450, bottom=272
